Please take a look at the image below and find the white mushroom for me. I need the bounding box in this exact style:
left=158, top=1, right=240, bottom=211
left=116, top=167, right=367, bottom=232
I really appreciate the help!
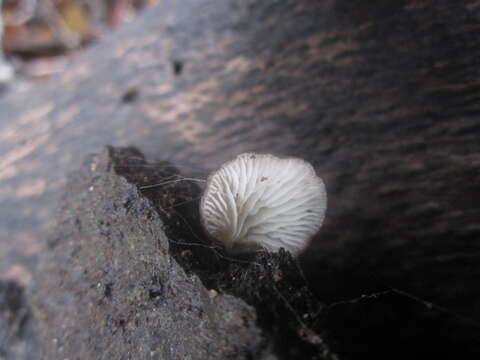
left=200, top=153, right=327, bottom=256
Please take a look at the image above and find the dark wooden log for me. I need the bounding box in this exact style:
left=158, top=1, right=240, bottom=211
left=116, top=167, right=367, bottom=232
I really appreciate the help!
left=0, top=0, right=479, bottom=324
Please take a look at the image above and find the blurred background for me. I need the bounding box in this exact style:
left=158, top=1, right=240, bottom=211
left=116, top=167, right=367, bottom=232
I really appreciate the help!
left=0, top=0, right=157, bottom=89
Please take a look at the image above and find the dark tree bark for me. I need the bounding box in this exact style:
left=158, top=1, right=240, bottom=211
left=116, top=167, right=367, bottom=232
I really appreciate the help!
left=0, top=0, right=479, bottom=324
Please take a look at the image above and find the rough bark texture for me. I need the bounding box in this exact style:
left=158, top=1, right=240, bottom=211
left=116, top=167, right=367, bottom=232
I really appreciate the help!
left=28, top=147, right=480, bottom=360
left=0, top=0, right=479, bottom=357
left=30, top=147, right=265, bottom=360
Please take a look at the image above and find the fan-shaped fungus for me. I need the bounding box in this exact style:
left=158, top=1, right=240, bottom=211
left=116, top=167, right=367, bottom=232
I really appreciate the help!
left=200, top=153, right=327, bottom=256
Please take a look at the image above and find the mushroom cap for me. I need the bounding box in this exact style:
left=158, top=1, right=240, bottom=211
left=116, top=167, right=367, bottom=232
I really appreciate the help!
left=200, top=153, right=327, bottom=256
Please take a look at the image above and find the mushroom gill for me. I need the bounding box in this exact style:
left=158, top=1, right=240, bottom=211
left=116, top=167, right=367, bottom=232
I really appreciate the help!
left=200, top=153, right=327, bottom=256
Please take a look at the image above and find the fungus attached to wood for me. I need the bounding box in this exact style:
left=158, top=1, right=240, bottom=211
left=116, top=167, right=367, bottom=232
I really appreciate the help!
left=200, top=153, right=327, bottom=256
